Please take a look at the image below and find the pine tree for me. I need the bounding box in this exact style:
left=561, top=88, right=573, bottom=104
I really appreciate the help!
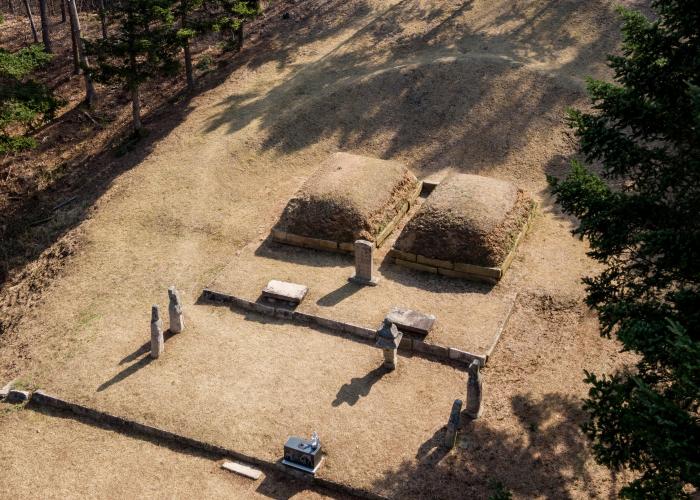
left=549, top=1, right=700, bottom=497
left=211, top=0, right=258, bottom=51
left=86, top=0, right=180, bottom=131
left=175, top=0, right=202, bottom=92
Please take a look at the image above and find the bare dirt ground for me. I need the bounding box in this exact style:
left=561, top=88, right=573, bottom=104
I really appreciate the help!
left=209, top=201, right=514, bottom=355
left=0, top=406, right=338, bottom=499
left=0, top=0, right=650, bottom=498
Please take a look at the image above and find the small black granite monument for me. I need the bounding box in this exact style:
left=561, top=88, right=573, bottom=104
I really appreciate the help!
left=283, top=432, right=323, bottom=473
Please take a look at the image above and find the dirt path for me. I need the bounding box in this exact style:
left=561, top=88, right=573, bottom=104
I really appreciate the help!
left=1, top=1, right=644, bottom=497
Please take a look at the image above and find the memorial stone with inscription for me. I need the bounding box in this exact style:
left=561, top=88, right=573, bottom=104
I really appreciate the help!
left=349, top=239, right=379, bottom=286
left=283, top=432, right=323, bottom=473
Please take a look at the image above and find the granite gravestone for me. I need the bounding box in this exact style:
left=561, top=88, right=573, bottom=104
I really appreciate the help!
left=349, top=240, right=379, bottom=286
left=150, top=305, right=164, bottom=359
left=466, top=360, right=483, bottom=419
left=283, top=432, right=323, bottom=473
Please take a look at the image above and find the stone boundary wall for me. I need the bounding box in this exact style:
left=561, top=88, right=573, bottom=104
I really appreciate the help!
left=28, top=391, right=387, bottom=500
left=272, top=182, right=423, bottom=253
left=201, top=288, right=492, bottom=367
left=390, top=202, right=538, bottom=284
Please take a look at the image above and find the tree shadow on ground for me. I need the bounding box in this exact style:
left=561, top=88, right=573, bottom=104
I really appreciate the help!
left=0, top=0, right=376, bottom=335
left=372, top=392, right=621, bottom=499
left=332, top=365, right=390, bottom=406
left=204, top=0, right=630, bottom=178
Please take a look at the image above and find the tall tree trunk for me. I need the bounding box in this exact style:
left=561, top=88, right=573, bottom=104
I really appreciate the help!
left=8, top=0, right=15, bottom=15
left=59, top=0, right=65, bottom=22
left=98, top=0, right=107, bottom=39
left=181, top=11, right=194, bottom=92
left=67, top=0, right=95, bottom=105
left=38, top=0, right=52, bottom=53
left=235, top=23, right=244, bottom=50
left=183, top=41, right=194, bottom=92
left=66, top=0, right=80, bottom=73
left=128, top=48, right=141, bottom=131
left=23, top=0, right=39, bottom=43
left=130, top=85, right=141, bottom=131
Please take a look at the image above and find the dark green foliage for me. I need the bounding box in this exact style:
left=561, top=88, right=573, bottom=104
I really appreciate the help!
left=548, top=0, right=700, bottom=497
left=85, top=0, right=180, bottom=129
left=488, top=480, right=513, bottom=500
left=0, top=45, right=61, bottom=154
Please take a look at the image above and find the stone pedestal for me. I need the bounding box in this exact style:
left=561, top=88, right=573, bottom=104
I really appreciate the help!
left=383, top=348, right=397, bottom=370
left=376, top=319, right=402, bottom=370
left=349, top=240, right=379, bottom=286
left=466, top=360, right=483, bottom=419
left=150, top=305, right=164, bottom=359
left=168, top=286, right=185, bottom=333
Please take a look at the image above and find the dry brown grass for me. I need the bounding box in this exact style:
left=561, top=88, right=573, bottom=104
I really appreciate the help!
left=0, top=0, right=648, bottom=497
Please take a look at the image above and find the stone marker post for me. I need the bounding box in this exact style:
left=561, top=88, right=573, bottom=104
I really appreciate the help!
left=466, top=360, right=483, bottom=419
left=349, top=239, right=379, bottom=286
left=375, top=319, right=402, bottom=370
left=150, top=305, right=164, bottom=359
left=444, top=399, right=463, bottom=448
left=168, top=286, right=185, bottom=333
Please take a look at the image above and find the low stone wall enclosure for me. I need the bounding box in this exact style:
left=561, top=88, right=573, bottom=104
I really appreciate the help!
left=201, top=288, right=517, bottom=366
left=23, top=391, right=388, bottom=500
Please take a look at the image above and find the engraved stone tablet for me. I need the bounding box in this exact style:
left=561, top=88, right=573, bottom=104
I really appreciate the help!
left=283, top=433, right=323, bottom=474
left=386, top=307, right=436, bottom=336
left=349, top=239, right=379, bottom=286
left=262, top=280, right=309, bottom=304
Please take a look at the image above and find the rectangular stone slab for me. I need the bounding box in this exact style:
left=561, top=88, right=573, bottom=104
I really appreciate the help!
left=221, top=461, right=262, bottom=480
left=262, top=280, right=309, bottom=304
left=386, top=307, right=436, bottom=336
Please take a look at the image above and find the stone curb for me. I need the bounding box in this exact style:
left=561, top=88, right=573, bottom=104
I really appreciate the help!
left=201, top=289, right=487, bottom=367
left=389, top=200, right=539, bottom=284
left=272, top=182, right=423, bottom=253
left=30, top=391, right=388, bottom=500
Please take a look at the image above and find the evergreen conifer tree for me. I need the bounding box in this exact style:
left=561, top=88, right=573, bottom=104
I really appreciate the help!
left=549, top=1, right=700, bottom=497
left=86, top=0, right=180, bottom=131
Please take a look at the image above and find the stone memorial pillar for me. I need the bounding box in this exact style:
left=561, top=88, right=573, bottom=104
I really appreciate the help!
left=466, top=360, right=483, bottom=419
left=375, top=319, right=402, bottom=370
left=150, top=305, right=164, bottom=359
left=349, top=239, right=379, bottom=286
left=444, top=399, right=463, bottom=448
left=168, top=286, right=185, bottom=333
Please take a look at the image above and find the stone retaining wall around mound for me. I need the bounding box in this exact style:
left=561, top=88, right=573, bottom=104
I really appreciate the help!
left=390, top=201, right=537, bottom=284
left=272, top=181, right=423, bottom=253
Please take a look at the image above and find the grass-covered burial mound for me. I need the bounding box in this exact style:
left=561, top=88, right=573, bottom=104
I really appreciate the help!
left=273, top=152, right=420, bottom=250
left=393, top=174, right=535, bottom=282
